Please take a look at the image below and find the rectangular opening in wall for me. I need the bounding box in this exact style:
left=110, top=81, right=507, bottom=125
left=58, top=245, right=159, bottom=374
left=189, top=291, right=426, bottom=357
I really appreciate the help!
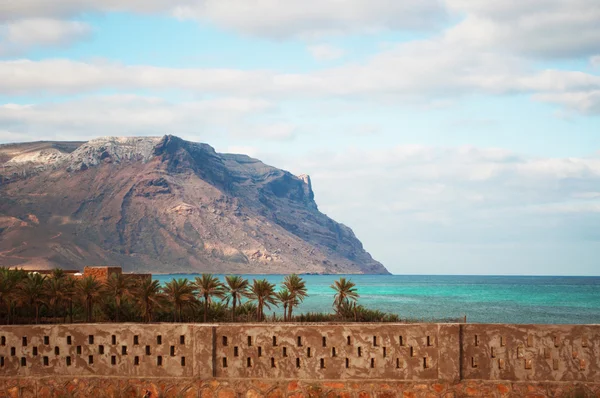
left=111, top=335, right=116, bottom=345
left=222, top=336, right=228, bottom=346
left=370, top=358, right=375, bottom=368
left=283, top=347, right=287, bottom=357
left=358, top=347, right=362, bottom=357
left=157, top=356, right=162, bottom=367
left=427, top=336, right=432, bottom=346
left=332, top=347, right=337, bottom=357
left=77, top=345, right=82, bottom=355
left=553, top=359, right=559, bottom=370
left=88, top=355, right=93, bottom=365
left=471, top=357, right=478, bottom=368
left=271, top=357, right=276, bottom=368
left=396, top=358, right=400, bottom=369
left=133, top=335, right=139, bottom=345
left=307, top=347, right=311, bottom=358
left=347, top=336, right=351, bottom=345
left=181, top=356, right=186, bottom=366
left=474, top=334, right=479, bottom=346
left=145, top=346, right=150, bottom=355
left=67, top=336, right=72, bottom=345
left=373, top=336, right=378, bottom=347
left=180, top=335, right=185, bottom=345
left=297, top=336, right=302, bottom=347
left=383, top=347, right=387, bottom=358
left=322, top=336, right=327, bottom=347
left=111, top=356, right=116, bottom=365
left=122, top=346, right=128, bottom=355
left=247, top=336, right=252, bottom=346
left=423, top=357, right=428, bottom=369
left=222, top=357, right=228, bottom=368
left=89, top=335, right=94, bottom=344
left=296, top=358, right=300, bottom=368
left=10, top=347, right=15, bottom=356
left=43, top=356, right=48, bottom=366
left=66, top=356, right=71, bottom=367
left=170, top=346, right=175, bottom=357
left=491, top=347, right=496, bottom=358
left=272, top=336, right=277, bottom=346
left=234, top=347, right=239, bottom=357
left=500, top=336, right=505, bottom=347
left=43, top=336, right=49, bottom=345
left=156, top=335, right=162, bottom=345
left=320, top=358, right=325, bottom=369
left=134, top=356, right=140, bottom=366
left=99, top=345, right=104, bottom=355
left=20, top=357, right=26, bottom=367
left=0, top=357, right=4, bottom=367
left=409, top=346, right=414, bottom=357
left=0, top=336, right=5, bottom=346
left=527, top=335, right=533, bottom=347
left=246, top=357, right=252, bottom=367
left=399, top=336, right=404, bottom=346
left=345, top=358, right=349, bottom=368
left=33, top=347, right=38, bottom=356
left=258, top=346, right=262, bottom=357
left=54, top=347, right=59, bottom=356
left=22, top=337, right=27, bottom=346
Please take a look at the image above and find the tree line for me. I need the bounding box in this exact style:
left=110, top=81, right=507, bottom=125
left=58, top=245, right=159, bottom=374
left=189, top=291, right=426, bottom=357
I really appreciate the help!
left=0, top=268, right=402, bottom=325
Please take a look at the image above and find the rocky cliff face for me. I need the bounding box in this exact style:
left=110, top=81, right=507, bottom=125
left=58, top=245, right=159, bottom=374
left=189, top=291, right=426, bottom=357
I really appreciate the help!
left=0, top=135, right=389, bottom=274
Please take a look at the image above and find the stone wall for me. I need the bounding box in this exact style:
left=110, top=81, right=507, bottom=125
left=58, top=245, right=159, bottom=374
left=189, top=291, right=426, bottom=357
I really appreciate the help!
left=1, top=323, right=599, bottom=397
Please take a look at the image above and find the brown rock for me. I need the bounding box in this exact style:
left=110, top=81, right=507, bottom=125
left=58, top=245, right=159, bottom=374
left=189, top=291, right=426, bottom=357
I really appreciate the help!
left=0, top=136, right=389, bottom=275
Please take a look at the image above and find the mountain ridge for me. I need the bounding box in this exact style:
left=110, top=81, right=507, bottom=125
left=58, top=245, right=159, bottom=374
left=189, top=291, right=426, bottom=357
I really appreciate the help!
left=0, top=135, right=389, bottom=275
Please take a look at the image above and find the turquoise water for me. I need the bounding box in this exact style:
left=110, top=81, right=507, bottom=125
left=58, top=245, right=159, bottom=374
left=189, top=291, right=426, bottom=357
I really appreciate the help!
left=153, top=274, right=600, bottom=324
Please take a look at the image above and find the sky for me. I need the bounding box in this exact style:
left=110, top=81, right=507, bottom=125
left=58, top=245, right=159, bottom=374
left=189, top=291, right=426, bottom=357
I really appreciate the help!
left=0, top=1, right=599, bottom=276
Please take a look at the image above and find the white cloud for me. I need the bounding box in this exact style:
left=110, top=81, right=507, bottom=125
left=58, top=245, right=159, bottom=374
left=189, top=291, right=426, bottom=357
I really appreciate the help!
left=0, top=95, right=277, bottom=141
left=0, top=0, right=446, bottom=38
left=174, top=0, right=446, bottom=38
left=1, top=44, right=599, bottom=114
left=268, top=146, right=600, bottom=257
left=0, top=19, right=91, bottom=55
left=307, top=44, right=345, bottom=61
left=445, top=0, right=600, bottom=58
left=533, top=90, right=600, bottom=115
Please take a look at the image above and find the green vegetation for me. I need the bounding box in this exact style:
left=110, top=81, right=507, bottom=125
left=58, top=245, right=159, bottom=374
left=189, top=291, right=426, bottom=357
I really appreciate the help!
left=0, top=268, right=416, bottom=324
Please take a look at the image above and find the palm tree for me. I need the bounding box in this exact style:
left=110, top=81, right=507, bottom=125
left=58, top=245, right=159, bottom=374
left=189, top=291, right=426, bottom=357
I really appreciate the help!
left=0, top=268, right=24, bottom=324
left=224, top=275, right=250, bottom=321
left=249, top=279, right=278, bottom=322
left=77, top=276, right=102, bottom=323
left=62, top=277, right=77, bottom=323
left=46, top=277, right=65, bottom=323
left=104, top=273, right=134, bottom=322
left=331, top=277, right=359, bottom=316
left=51, top=268, right=66, bottom=280
left=194, top=274, right=225, bottom=323
left=282, top=274, right=308, bottom=321
left=276, top=289, right=296, bottom=322
left=162, top=278, right=196, bottom=322
left=134, top=279, right=164, bottom=322
left=18, top=273, right=48, bottom=324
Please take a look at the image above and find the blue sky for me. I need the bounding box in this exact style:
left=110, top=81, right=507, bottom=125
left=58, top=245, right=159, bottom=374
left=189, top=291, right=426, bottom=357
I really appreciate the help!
left=0, top=0, right=599, bottom=275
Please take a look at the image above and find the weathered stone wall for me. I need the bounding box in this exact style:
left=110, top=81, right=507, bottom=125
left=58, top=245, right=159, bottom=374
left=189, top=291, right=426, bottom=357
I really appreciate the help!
left=0, top=323, right=599, bottom=397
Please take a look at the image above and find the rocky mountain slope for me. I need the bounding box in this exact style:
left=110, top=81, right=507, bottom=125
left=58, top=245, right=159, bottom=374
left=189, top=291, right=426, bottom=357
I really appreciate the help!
left=0, top=136, right=389, bottom=274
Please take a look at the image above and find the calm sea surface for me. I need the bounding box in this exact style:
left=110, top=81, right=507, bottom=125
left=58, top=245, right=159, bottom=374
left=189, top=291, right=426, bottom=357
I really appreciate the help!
left=153, top=274, right=600, bottom=324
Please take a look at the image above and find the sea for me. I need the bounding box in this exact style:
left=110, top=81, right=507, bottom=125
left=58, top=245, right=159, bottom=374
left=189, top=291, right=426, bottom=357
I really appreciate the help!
left=152, top=274, right=600, bottom=325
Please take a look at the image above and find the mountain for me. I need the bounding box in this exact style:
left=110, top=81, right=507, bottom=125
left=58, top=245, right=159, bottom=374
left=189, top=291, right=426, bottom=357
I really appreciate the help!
left=0, top=136, right=389, bottom=274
